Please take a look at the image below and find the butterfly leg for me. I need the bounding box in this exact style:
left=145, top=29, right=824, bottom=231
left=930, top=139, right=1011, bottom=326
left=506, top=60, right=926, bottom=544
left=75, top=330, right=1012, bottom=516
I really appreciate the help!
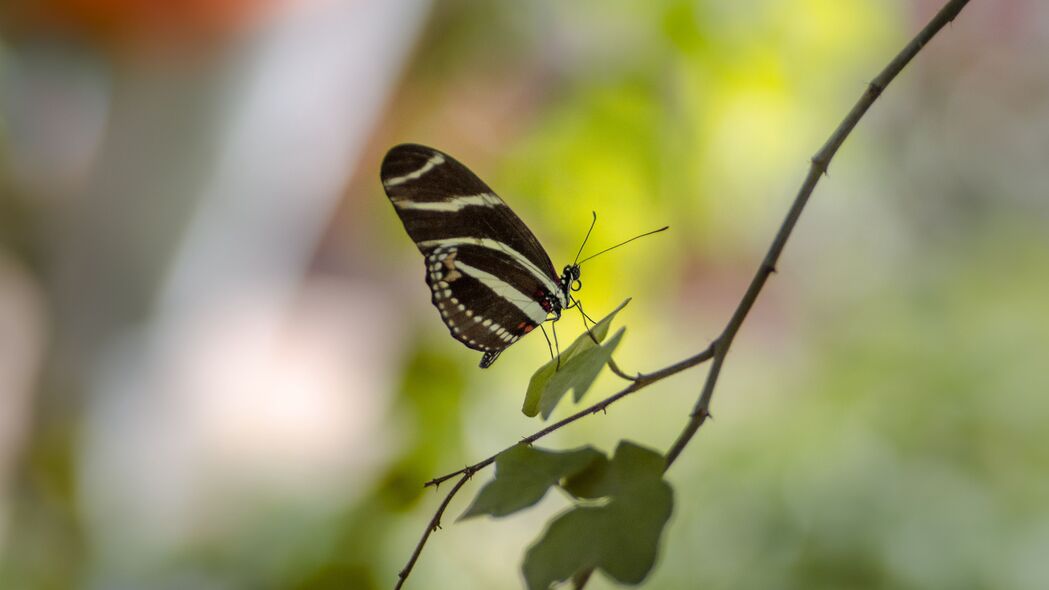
left=551, top=318, right=562, bottom=370
left=572, top=297, right=601, bottom=345
left=539, top=324, right=555, bottom=362
left=576, top=300, right=598, bottom=324
left=573, top=298, right=637, bottom=381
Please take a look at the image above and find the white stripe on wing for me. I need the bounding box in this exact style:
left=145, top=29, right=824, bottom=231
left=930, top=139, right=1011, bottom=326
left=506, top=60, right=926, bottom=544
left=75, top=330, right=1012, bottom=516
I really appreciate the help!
left=455, top=262, right=549, bottom=324
left=383, top=153, right=445, bottom=187
left=417, top=237, right=564, bottom=306
left=391, top=193, right=502, bottom=212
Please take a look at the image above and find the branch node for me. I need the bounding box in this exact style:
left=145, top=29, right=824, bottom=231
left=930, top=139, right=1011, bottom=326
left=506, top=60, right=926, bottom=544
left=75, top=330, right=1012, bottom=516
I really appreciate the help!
left=867, top=80, right=885, bottom=98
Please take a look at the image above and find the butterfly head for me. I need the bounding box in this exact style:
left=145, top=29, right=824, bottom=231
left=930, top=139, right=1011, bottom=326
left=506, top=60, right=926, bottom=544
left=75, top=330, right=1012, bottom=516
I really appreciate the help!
left=561, top=264, right=582, bottom=295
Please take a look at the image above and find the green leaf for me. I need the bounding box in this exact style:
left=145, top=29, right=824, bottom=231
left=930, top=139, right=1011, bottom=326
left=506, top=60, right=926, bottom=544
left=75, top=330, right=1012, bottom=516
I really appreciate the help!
left=523, top=299, right=630, bottom=419
left=562, top=440, right=666, bottom=499
left=522, top=441, right=674, bottom=590
left=542, top=328, right=624, bottom=417
left=460, top=445, right=603, bottom=520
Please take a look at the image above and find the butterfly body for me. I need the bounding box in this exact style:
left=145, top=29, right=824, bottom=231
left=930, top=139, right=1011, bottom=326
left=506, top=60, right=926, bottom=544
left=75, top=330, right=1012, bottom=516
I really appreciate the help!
left=381, top=144, right=578, bottom=368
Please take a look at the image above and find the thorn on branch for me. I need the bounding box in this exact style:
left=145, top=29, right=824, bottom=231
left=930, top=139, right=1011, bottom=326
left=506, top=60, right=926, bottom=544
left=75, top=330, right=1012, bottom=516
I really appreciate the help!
left=691, top=406, right=712, bottom=421
left=811, top=156, right=830, bottom=176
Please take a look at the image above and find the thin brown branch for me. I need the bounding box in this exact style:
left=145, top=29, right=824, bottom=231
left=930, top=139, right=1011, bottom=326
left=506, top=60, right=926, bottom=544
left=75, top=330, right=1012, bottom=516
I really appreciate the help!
left=396, top=343, right=715, bottom=586
left=662, top=0, right=972, bottom=471
left=394, top=473, right=473, bottom=590
left=396, top=1, right=971, bottom=587
left=424, top=342, right=716, bottom=489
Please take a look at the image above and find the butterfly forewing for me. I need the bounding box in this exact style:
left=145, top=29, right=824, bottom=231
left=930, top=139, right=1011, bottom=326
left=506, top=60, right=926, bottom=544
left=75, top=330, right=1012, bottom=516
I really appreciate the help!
left=381, top=144, right=564, bottom=367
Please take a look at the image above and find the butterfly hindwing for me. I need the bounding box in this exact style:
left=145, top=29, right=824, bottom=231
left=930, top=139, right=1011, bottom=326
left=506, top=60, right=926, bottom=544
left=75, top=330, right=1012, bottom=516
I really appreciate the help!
left=381, top=144, right=565, bottom=367
left=424, top=245, right=540, bottom=352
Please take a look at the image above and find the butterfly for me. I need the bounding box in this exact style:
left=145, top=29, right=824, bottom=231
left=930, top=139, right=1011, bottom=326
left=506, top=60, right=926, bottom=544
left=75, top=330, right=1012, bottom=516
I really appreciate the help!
left=381, top=144, right=579, bottom=368
left=382, top=143, right=666, bottom=368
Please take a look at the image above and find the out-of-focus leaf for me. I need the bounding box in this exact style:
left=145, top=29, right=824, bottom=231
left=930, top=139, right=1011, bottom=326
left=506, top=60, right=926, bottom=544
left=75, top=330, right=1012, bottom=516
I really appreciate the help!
left=523, top=300, right=630, bottom=418
left=561, top=457, right=611, bottom=501
left=522, top=442, right=674, bottom=589
left=460, top=445, right=603, bottom=520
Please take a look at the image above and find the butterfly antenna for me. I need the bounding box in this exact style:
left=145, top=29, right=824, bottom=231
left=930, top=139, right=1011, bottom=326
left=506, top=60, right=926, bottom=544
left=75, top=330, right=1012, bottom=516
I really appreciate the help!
left=577, top=225, right=669, bottom=265
left=573, top=211, right=599, bottom=266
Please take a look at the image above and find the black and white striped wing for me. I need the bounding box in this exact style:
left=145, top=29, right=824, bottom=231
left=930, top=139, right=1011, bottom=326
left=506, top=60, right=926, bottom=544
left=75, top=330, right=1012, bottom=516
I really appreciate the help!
left=381, top=144, right=565, bottom=368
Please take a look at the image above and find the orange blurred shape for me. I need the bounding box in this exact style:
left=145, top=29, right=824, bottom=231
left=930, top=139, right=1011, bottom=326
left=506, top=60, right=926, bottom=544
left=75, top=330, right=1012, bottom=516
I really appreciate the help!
left=3, top=0, right=290, bottom=50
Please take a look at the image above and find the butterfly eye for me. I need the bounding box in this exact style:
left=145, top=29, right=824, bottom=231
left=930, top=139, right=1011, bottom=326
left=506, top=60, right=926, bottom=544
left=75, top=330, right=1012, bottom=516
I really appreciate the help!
left=571, top=279, right=582, bottom=292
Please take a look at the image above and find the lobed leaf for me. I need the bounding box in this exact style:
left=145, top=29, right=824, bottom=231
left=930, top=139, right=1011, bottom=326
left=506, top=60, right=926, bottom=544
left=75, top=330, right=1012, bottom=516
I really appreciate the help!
left=460, top=445, right=603, bottom=520
left=523, top=299, right=630, bottom=418
left=522, top=441, right=674, bottom=589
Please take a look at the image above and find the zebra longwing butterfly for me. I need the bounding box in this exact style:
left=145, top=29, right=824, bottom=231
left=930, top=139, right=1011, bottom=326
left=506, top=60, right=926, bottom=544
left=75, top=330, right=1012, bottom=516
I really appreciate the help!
left=382, top=144, right=576, bottom=368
